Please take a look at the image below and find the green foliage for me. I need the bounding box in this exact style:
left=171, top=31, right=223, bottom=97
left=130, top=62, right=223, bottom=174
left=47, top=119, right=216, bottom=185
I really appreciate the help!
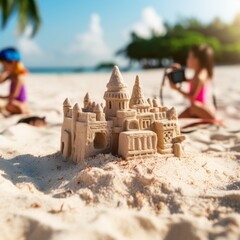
left=0, top=0, right=41, bottom=37
left=95, top=62, right=117, bottom=70
left=118, top=14, right=240, bottom=65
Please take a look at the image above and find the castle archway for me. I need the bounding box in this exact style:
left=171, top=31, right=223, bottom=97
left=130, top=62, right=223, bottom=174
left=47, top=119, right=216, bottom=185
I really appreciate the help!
left=94, top=132, right=107, bottom=149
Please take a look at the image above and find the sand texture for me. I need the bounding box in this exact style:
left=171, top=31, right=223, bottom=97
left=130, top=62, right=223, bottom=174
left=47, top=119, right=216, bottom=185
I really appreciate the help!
left=0, top=66, right=240, bottom=240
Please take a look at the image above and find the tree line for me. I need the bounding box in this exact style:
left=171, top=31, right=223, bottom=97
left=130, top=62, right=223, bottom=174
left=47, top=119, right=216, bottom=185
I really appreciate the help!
left=117, top=15, right=240, bottom=67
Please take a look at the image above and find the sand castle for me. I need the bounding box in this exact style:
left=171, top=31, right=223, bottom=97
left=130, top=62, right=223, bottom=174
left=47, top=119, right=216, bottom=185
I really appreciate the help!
left=60, top=66, right=185, bottom=163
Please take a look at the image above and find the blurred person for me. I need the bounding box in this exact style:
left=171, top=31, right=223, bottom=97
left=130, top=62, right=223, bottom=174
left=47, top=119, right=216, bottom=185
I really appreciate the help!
left=168, top=44, right=216, bottom=119
left=0, top=47, right=29, bottom=115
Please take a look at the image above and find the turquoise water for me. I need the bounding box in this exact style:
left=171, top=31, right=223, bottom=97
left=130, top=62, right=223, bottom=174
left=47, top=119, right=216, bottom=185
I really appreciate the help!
left=28, top=66, right=142, bottom=74
left=28, top=67, right=100, bottom=74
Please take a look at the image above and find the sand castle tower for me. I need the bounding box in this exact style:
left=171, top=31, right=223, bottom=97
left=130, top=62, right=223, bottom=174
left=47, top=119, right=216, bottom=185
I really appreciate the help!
left=93, top=104, right=105, bottom=121
left=63, top=98, right=72, bottom=117
left=104, top=66, right=130, bottom=120
left=72, top=103, right=81, bottom=140
left=130, top=75, right=150, bottom=113
left=83, top=93, right=94, bottom=112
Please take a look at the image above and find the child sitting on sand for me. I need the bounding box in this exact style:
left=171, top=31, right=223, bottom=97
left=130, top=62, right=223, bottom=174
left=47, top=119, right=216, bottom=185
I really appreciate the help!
left=169, top=44, right=216, bottom=120
left=0, top=47, right=29, bottom=114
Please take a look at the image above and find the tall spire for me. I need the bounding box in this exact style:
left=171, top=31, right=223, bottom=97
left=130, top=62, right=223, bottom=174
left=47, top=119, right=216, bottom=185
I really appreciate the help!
left=130, top=75, right=149, bottom=108
left=84, top=92, right=91, bottom=109
left=84, top=93, right=91, bottom=102
left=104, top=66, right=130, bottom=119
left=93, top=104, right=103, bottom=113
left=63, top=98, right=72, bottom=107
left=153, top=97, right=160, bottom=107
left=63, top=98, right=72, bottom=117
left=147, top=98, right=153, bottom=107
left=73, top=103, right=81, bottom=112
left=106, top=66, right=126, bottom=91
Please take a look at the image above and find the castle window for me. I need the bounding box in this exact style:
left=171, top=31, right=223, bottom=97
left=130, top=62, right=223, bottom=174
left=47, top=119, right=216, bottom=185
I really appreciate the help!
left=119, top=102, right=121, bottom=109
left=109, top=101, right=112, bottom=109
left=94, top=132, right=107, bottom=149
left=142, top=119, right=151, bottom=129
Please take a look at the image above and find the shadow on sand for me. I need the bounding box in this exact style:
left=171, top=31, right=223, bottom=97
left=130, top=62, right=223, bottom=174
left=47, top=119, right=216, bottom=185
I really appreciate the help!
left=0, top=152, right=118, bottom=194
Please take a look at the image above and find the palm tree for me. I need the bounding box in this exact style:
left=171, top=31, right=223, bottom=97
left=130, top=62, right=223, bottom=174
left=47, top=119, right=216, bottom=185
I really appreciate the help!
left=0, top=0, right=41, bottom=36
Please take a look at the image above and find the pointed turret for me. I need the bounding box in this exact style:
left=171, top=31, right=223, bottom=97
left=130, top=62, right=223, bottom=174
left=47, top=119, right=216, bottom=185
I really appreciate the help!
left=147, top=98, right=153, bottom=107
left=130, top=76, right=150, bottom=110
left=167, top=107, right=177, bottom=120
left=63, top=98, right=72, bottom=116
left=84, top=92, right=90, bottom=101
left=94, top=104, right=105, bottom=121
left=72, top=103, right=81, bottom=145
left=63, top=98, right=72, bottom=107
left=73, top=103, right=81, bottom=112
left=106, top=66, right=126, bottom=91
left=152, top=97, right=160, bottom=107
left=130, top=75, right=145, bottom=106
left=104, top=66, right=130, bottom=119
left=91, top=101, right=96, bottom=110
left=93, top=104, right=103, bottom=113
left=84, top=93, right=91, bottom=109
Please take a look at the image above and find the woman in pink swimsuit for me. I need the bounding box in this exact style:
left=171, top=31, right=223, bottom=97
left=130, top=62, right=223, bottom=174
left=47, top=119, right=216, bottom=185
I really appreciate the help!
left=169, top=44, right=215, bottom=119
left=0, top=48, right=29, bottom=115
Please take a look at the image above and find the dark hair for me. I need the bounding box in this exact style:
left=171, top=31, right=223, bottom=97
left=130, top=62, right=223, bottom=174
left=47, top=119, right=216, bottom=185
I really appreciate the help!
left=190, top=44, right=214, bottom=78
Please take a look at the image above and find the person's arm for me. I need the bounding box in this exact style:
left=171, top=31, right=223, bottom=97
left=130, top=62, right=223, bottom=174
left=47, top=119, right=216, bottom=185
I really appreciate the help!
left=0, top=72, right=10, bottom=98
left=0, top=71, right=9, bottom=83
left=170, top=78, right=204, bottom=102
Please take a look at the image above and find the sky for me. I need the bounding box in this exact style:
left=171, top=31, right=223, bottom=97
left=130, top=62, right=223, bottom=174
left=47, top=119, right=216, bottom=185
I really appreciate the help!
left=1, top=0, right=240, bottom=67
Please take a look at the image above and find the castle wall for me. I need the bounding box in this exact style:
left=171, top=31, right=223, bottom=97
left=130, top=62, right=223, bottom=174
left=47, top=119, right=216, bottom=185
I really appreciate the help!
left=78, top=112, right=96, bottom=122
left=154, top=120, right=177, bottom=155
left=118, top=130, right=157, bottom=160
left=61, top=110, right=114, bottom=163
left=60, top=117, right=73, bottom=159
left=73, top=120, right=113, bottom=163
left=72, top=122, right=87, bottom=163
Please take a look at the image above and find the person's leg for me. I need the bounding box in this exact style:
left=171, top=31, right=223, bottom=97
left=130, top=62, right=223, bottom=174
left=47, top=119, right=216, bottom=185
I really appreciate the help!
left=190, top=102, right=215, bottom=120
left=179, top=107, right=192, bottom=118
left=6, top=100, right=29, bottom=114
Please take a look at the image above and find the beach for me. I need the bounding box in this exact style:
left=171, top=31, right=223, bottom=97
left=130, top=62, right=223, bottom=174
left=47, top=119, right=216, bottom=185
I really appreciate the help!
left=0, top=66, right=240, bottom=240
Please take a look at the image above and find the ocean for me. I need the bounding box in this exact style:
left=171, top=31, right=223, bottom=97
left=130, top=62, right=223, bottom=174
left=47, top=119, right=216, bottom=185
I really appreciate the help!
left=28, top=66, right=142, bottom=74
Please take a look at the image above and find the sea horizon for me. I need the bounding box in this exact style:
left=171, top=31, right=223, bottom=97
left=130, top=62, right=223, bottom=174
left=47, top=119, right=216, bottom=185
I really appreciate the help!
left=27, top=63, right=240, bottom=74
left=27, top=65, right=143, bottom=74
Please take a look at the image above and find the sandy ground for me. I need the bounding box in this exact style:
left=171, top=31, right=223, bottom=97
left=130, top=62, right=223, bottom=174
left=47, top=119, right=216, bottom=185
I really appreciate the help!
left=0, top=66, right=240, bottom=240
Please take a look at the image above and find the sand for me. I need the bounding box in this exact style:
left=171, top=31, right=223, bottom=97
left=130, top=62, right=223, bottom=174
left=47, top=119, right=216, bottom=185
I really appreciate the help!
left=0, top=66, right=240, bottom=240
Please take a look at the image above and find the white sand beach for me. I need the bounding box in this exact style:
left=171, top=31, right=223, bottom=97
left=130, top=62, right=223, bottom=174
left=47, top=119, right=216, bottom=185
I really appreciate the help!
left=0, top=66, right=240, bottom=240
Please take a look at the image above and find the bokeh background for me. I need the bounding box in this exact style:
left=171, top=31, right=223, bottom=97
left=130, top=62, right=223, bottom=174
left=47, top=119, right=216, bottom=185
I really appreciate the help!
left=1, top=0, right=240, bottom=72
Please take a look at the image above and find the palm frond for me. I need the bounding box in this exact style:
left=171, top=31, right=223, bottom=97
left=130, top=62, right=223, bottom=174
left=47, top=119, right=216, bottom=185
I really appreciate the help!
left=28, top=0, right=41, bottom=36
left=17, top=0, right=30, bottom=34
left=0, top=0, right=16, bottom=28
left=0, top=0, right=41, bottom=36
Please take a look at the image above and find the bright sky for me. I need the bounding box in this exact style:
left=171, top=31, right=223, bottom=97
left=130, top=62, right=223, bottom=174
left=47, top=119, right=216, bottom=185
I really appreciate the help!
left=1, top=0, right=240, bottom=67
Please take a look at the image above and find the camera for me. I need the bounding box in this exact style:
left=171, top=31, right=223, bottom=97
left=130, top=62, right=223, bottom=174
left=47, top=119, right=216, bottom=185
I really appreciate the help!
left=166, top=68, right=185, bottom=84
